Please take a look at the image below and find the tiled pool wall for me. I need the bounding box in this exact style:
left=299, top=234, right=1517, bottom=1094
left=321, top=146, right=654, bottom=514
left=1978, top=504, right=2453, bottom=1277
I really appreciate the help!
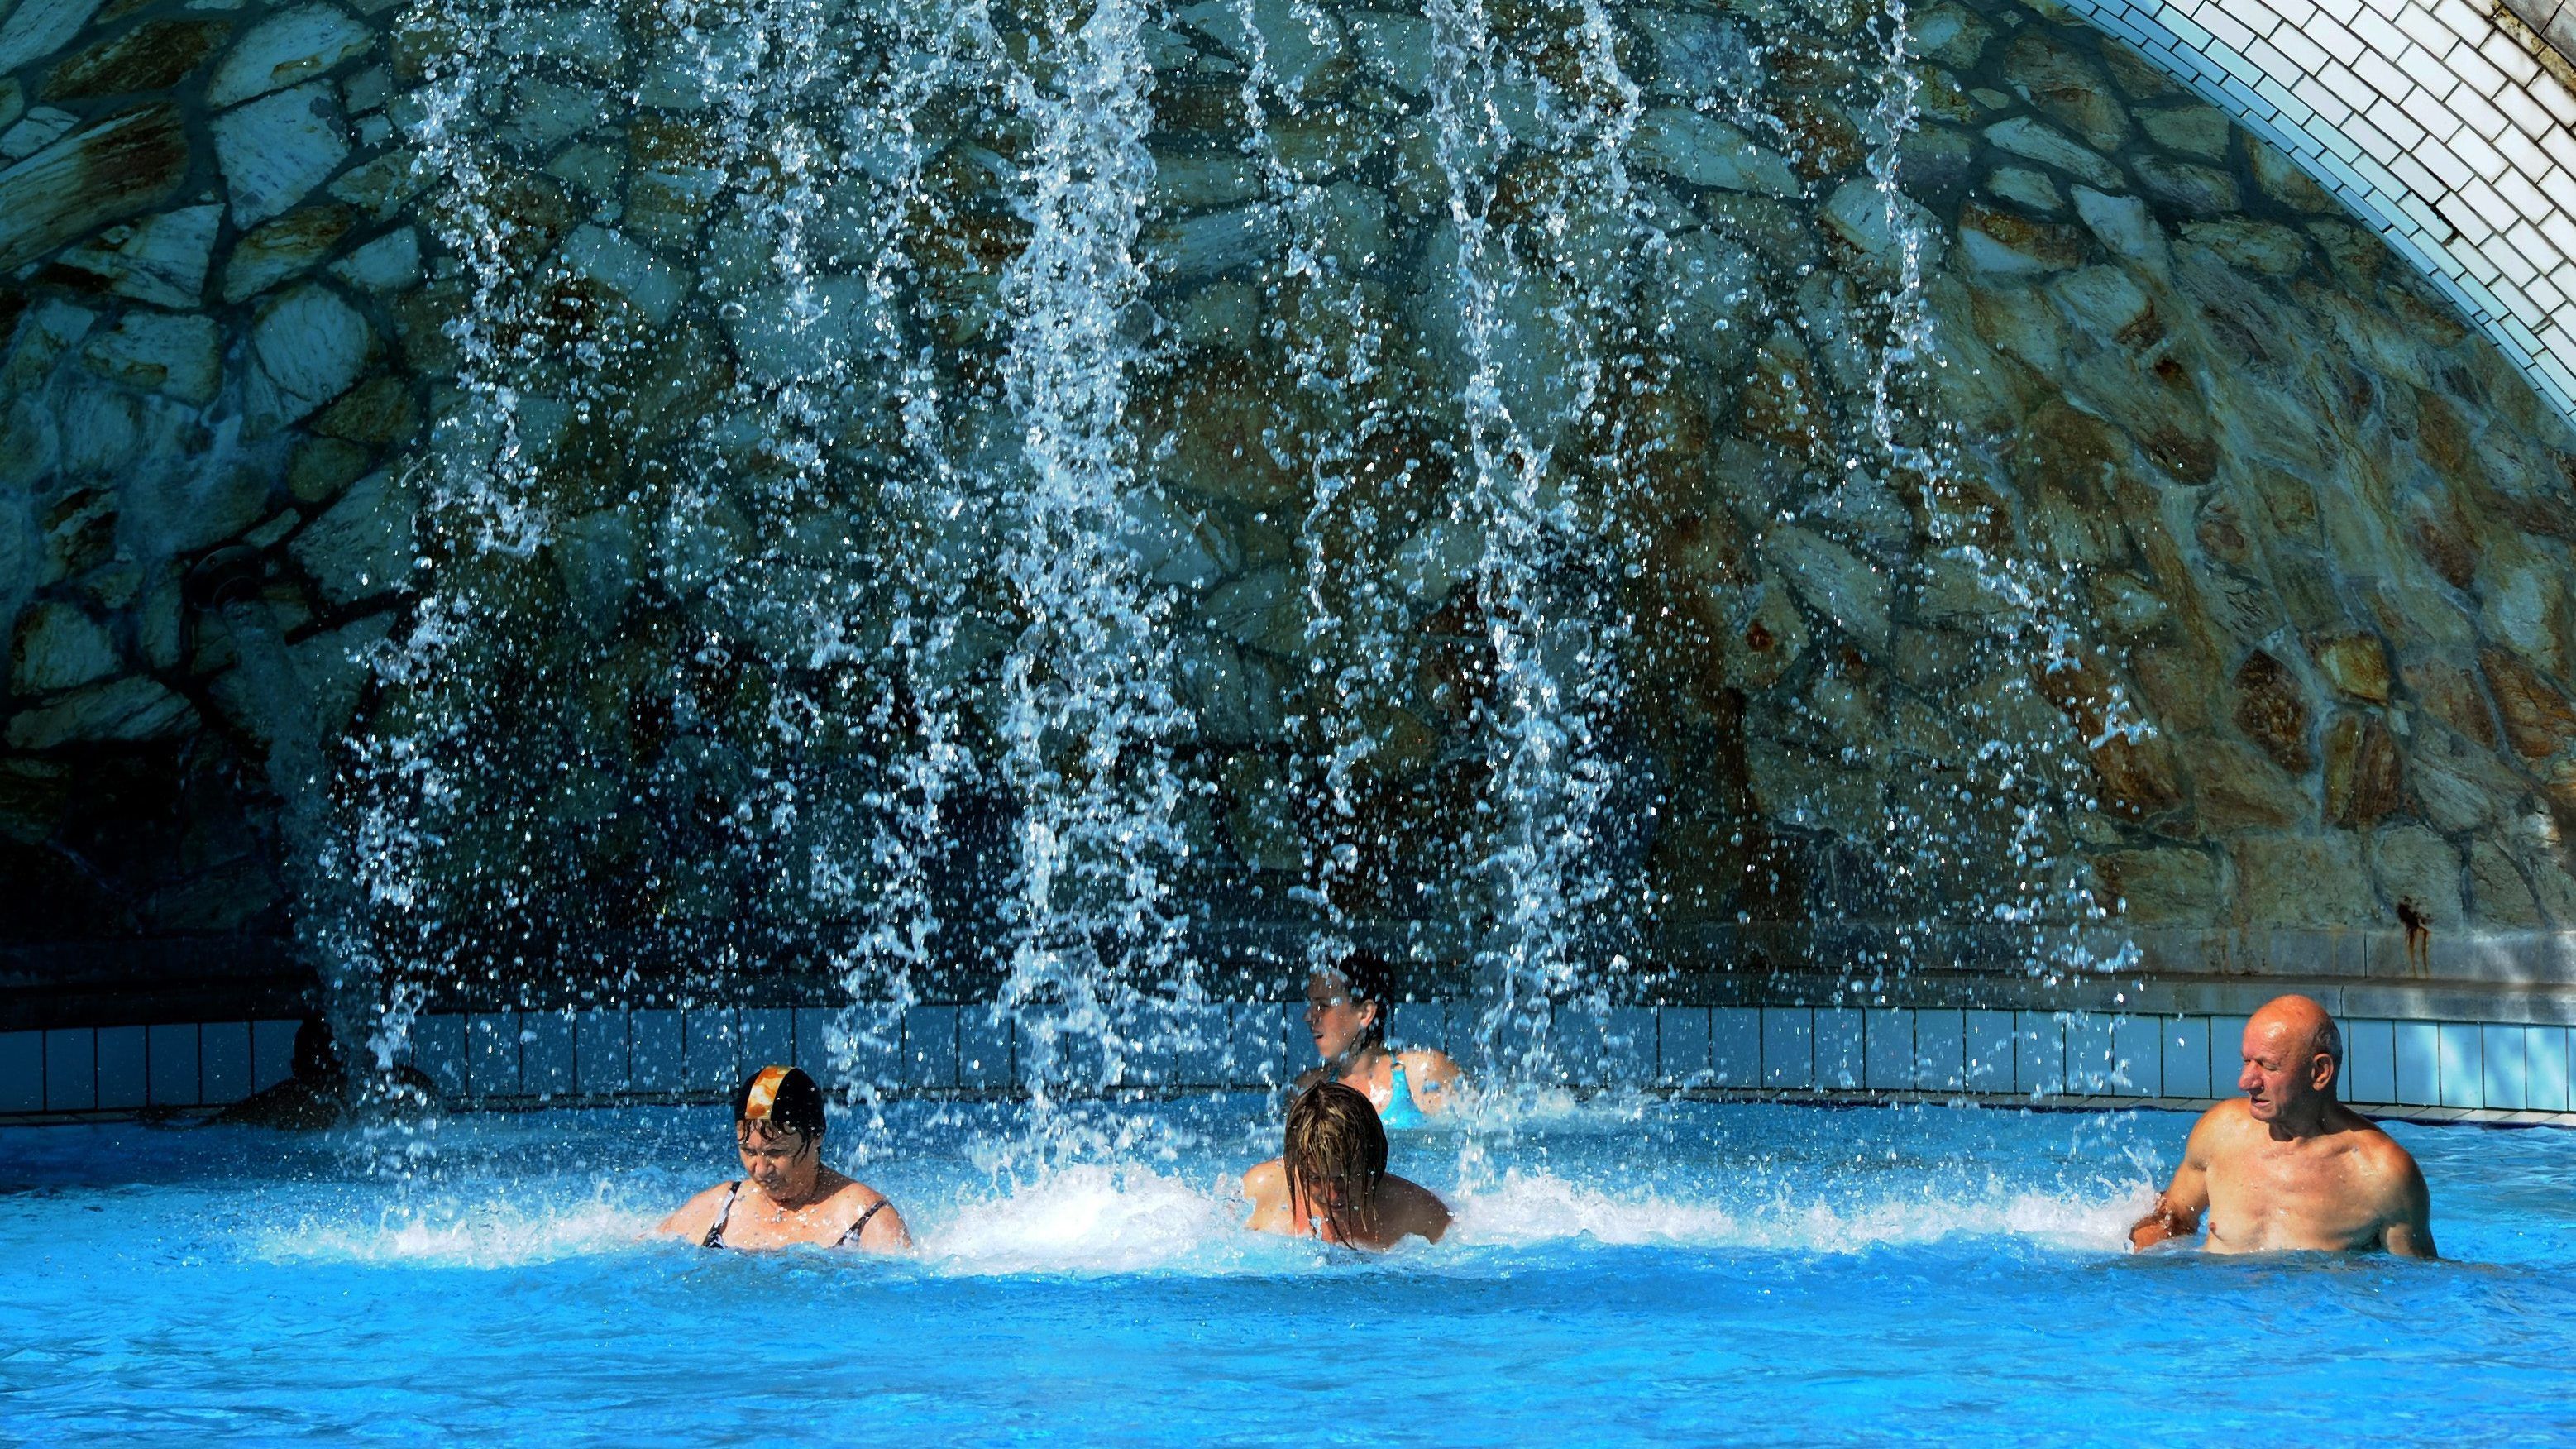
left=2060, top=0, right=2576, bottom=421
left=7, top=1002, right=2576, bottom=1122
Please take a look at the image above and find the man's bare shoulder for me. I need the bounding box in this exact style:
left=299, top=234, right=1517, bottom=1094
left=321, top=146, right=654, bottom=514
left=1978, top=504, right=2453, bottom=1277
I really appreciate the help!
left=2332, top=1109, right=2421, bottom=1179
left=2185, top=1098, right=2257, bottom=1151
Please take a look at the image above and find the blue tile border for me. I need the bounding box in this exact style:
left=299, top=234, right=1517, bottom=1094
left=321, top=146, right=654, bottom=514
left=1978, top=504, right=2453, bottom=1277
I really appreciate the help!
left=12, top=1002, right=2576, bottom=1121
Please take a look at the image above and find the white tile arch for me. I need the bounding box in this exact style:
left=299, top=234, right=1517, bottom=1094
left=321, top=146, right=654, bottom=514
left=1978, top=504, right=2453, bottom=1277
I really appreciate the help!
left=2058, top=0, right=2576, bottom=424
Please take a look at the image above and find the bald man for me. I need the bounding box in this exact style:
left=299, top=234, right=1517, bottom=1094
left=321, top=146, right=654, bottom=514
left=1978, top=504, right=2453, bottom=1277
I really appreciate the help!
left=2129, top=994, right=2436, bottom=1258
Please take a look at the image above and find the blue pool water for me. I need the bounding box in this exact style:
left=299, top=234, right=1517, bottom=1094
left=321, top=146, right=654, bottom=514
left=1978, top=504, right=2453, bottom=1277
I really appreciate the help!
left=2, top=1098, right=2572, bottom=1445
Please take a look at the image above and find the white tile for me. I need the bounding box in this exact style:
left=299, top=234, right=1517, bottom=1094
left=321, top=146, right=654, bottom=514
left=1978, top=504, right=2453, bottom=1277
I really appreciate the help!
left=1915, top=1009, right=1965, bottom=1092
left=2394, top=1020, right=2440, bottom=1105
left=2112, top=1015, right=2163, bottom=1095
left=469, top=1012, right=519, bottom=1098
left=95, top=1026, right=145, bottom=1110
left=1762, top=1007, right=1813, bottom=1089
left=2438, top=1021, right=2483, bottom=1108
left=203, top=1021, right=254, bottom=1102
left=523, top=1011, right=575, bottom=1098
left=147, top=1024, right=199, bottom=1107
left=739, top=1008, right=793, bottom=1075
left=2014, top=1011, right=2064, bottom=1095
left=409, top=1015, right=466, bottom=1100
left=2343, top=1018, right=2397, bottom=1102
left=2526, top=1026, right=2570, bottom=1113
left=1658, top=1006, right=1711, bottom=1087
left=1964, top=1010, right=2015, bottom=1091
left=0, top=1031, right=41, bottom=1112
left=577, top=1008, right=629, bottom=1095
left=44, top=1028, right=93, bottom=1112
left=684, top=1008, right=739, bottom=1092
left=960, top=1007, right=1016, bottom=1088
left=2483, top=1024, right=2528, bottom=1112
left=630, top=1008, right=684, bottom=1093
left=252, top=1020, right=298, bottom=1093
left=1814, top=1008, right=1864, bottom=1090
left=1712, top=1007, right=1761, bottom=1088
left=1605, top=1007, right=1658, bottom=1087
left=2163, top=1016, right=2212, bottom=1099
left=1863, top=1009, right=1914, bottom=1091
left=2066, top=1014, right=2115, bottom=1094
left=903, top=1006, right=958, bottom=1089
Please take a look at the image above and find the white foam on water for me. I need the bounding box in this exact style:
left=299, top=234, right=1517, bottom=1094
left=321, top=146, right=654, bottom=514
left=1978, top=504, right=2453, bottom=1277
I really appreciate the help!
left=918, top=1164, right=1286, bottom=1276
left=248, top=1193, right=661, bottom=1268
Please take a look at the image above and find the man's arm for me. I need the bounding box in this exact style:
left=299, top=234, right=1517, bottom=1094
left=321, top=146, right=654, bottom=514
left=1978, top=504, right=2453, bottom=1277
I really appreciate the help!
left=2381, top=1149, right=2437, bottom=1260
left=2129, top=1109, right=2220, bottom=1251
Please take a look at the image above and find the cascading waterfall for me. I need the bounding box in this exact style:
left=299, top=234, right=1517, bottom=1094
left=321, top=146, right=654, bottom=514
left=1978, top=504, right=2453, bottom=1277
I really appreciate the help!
left=308, top=0, right=2131, bottom=1150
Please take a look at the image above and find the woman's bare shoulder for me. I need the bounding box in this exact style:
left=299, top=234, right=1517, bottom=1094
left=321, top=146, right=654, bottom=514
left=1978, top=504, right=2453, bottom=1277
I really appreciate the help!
left=1242, top=1157, right=1286, bottom=1196
left=1397, top=1047, right=1463, bottom=1083
left=655, top=1180, right=736, bottom=1237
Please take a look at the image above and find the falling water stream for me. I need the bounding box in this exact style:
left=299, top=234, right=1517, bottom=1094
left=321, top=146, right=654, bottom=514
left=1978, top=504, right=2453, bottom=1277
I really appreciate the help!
left=323, top=0, right=2129, bottom=1174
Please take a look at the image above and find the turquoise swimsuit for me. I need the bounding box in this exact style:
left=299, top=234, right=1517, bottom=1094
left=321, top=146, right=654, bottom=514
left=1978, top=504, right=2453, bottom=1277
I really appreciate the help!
left=1379, top=1059, right=1428, bottom=1130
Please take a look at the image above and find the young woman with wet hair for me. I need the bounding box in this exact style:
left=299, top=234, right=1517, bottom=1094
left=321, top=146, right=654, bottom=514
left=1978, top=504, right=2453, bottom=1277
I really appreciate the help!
left=1292, top=950, right=1464, bottom=1125
left=1242, top=1083, right=1451, bottom=1249
left=656, top=1065, right=911, bottom=1252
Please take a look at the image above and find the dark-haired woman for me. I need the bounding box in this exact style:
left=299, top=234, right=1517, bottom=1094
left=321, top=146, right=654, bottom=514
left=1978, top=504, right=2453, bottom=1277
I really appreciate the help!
left=1244, top=1083, right=1450, bottom=1249
left=656, top=1065, right=911, bottom=1252
left=1292, top=952, right=1463, bottom=1125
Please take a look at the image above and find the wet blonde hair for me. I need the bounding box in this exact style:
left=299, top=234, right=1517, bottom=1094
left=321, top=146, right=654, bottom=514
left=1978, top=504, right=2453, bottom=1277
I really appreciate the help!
left=1285, top=1083, right=1388, bottom=1243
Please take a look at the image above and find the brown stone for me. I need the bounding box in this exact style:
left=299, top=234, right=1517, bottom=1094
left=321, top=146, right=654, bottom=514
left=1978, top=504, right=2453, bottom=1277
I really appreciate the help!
left=2312, top=632, right=2391, bottom=704
left=2000, top=31, right=2129, bottom=151
left=2322, top=711, right=2404, bottom=829
left=2481, top=648, right=2576, bottom=760
left=2231, top=650, right=2312, bottom=772
left=1135, top=357, right=1309, bottom=509
left=0, top=103, right=189, bottom=272
left=2231, top=831, right=2371, bottom=927
left=1957, top=201, right=2088, bottom=272
left=311, top=373, right=419, bottom=446
left=41, top=19, right=229, bottom=99
left=1736, top=325, right=1830, bottom=460
left=2091, top=846, right=2220, bottom=925
left=2406, top=658, right=2499, bottom=750
left=2190, top=736, right=2309, bottom=831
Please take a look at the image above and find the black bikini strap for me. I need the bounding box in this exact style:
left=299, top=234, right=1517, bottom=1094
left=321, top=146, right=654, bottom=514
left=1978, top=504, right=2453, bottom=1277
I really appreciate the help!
left=839, top=1198, right=888, bottom=1247
left=703, top=1181, right=741, bottom=1250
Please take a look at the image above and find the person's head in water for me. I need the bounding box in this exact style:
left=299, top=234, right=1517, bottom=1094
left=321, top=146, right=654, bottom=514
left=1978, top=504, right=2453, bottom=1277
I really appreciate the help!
left=734, top=1065, right=829, bottom=1200
left=291, top=1016, right=346, bottom=1089
left=1284, top=1083, right=1388, bottom=1243
left=1305, top=951, right=1398, bottom=1063
left=2239, top=995, right=2344, bottom=1126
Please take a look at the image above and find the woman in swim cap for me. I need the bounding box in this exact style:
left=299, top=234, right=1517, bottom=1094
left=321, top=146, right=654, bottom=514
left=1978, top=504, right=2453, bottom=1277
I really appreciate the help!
left=1292, top=950, right=1462, bottom=1126
left=1244, top=1082, right=1450, bottom=1249
left=657, top=1065, right=911, bottom=1252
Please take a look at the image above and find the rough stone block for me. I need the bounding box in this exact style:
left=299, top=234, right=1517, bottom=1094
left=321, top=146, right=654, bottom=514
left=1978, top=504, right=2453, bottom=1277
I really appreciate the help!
left=213, top=83, right=350, bottom=228
left=0, top=103, right=189, bottom=271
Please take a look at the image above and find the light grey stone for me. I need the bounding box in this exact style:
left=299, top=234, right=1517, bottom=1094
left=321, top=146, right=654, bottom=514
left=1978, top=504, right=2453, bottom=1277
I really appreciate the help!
left=1121, top=490, right=1234, bottom=589
left=329, top=225, right=418, bottom=290
left=555, top=507, right=638, bottom=635
left=289, top=468, right=414, bottom=606
left=136, top=458, right=270, bottom=554
left=10, top=600, right=118, bottom=694
left=1650, top=227, right=1762, bottom=367
left=0, top=0, right=107, bottom=76
left=1764, top=524, right=1890, bottom=650
left=1174, top=0, right=1343, bottom=94
left=327, top=151, right=426, bottom=219
left=1636, top=9, right=1757, bottom=96
left=82, top=311, right=221, bottom=405
left=2070, top=185, right=2167, bottom=274
left=6, top=674, right=193, bottom=748
left=728, top=277, right=885, bottom=388
left=52, top=204, right=221, bottom=308
left=56, top=382, right=139, bottom=478
left=222, top=203, right=355, bottom=303
left=1150, top=150, right=1262, bottom=210
left=1983, top=117, right=2121, bottom=189
left=2, top=296, right=94, bottom=391
left=212, top=83, right=351, bottom=227
left=0, top=104, right=190, bottom=271
left=1635, top=108, right=1801, bottom=197
left=1985, top=164, right=2063, bottom=214
left=555, top=223, right=681, bottom=325
left=1312, top=179, right=1388, bottom=269
left=2132, top=154, right=2239, bottom=216
left=1176, top=280, right=1260, bottom=350
left=1818, top=177, right=1945, bottom=283
left=1143, top=203, right=1283, bottom=282
left=1198, top=566, right=1298, bottom=651
left=494, top=8, right=624, bottom=78
left=207, top=4, right=371, bottom=108
left=246, top=284, right=369, bottom=433
left=2138, top=103, right=2230, bottom=160
left=2180, top=219, right=2309, bottom=277
left=499, top=76, right=605, bottom=154
left=2368, top=823, right=2463, bottom=924
left=0, top=104, right=75, bottom=160
left=2049, top=264, right=2153, bottom=337
left=1344, top=10, right=1432, bottom=95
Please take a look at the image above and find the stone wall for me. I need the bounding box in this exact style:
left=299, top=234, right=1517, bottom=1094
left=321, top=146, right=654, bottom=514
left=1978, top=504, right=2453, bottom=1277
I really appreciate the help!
left=6, top=0, right=2576, bottom=1029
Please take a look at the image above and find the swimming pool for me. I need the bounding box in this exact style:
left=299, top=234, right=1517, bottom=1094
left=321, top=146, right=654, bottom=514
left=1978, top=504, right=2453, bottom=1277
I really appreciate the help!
left=2, top=1098, right=2570, bottom=1445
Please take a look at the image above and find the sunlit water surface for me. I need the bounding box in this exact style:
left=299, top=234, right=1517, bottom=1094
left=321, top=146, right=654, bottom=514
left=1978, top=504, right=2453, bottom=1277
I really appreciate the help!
left=2, top=1100, right=2571, bottom=1445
